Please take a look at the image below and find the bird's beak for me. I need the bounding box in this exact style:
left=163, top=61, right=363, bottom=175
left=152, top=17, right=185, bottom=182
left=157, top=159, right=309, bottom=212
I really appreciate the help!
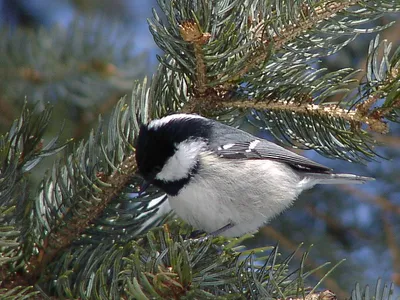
left=138, top=180, right=151, bottom=196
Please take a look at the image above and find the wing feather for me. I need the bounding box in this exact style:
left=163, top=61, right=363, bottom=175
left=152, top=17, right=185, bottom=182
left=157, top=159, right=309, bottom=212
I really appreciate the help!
left=208, top=121, right=332, bottom=173
left=215, top=140, right=331, bottom=173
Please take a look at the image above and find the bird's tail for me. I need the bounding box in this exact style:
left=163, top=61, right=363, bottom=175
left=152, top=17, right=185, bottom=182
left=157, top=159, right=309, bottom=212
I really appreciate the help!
left=307, top=173, right=374, bottom=185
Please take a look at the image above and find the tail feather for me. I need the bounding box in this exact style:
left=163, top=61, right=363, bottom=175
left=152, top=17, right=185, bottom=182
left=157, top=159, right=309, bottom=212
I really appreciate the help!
left=308, top=173, right=374, bottom=185
left=298, top=173, right=374, bottom=190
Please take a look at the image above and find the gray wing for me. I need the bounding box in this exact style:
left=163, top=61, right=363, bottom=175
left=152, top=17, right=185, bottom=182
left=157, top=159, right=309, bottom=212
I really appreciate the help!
left=215, top=140, right=331, bottom=173
left=209, top=122, right=331, bottom=173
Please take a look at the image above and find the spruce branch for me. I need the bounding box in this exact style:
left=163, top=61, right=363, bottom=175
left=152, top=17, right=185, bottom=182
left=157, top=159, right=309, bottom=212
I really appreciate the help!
left=218, top=97, right=388, bottom=133
left=0, top=103, right=68, bottom=293
left=0, top=84, right=345, bottom=299
left=0, top=81, right=166, bottom=294
left=236, top=0, right=359, bottom=79
left=149, top=0, right=400, bottom=161
left=20, top=154, right=137, bottom=286
left=0, top=286, right=39, bottom=299
left=120, top=224, right=337, bottom=299
left=179, top=20, right=211, bottom=95
left=350, top=279, right=395, bottom=300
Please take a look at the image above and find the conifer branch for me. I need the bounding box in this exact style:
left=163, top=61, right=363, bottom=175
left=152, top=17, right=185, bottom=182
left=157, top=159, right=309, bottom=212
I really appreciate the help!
left=351, top=279, right=395, bottom=300
left=34, top=156, right=136, bottom=275
left=173, top=29, right=400, bottom=161
left=0, top=83, right=153, bottom=293
left=236, top=1, right=359, bottom=78
left=1, top=156, right=137, bottom=289
left=218, top=96, right=389, bottom=134
left=179, top=20, right=211, bottom=95
left=150, top=0, right=400, bottom=162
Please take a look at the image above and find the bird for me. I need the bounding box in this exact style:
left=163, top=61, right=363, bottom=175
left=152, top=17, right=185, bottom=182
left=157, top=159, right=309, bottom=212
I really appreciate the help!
left=135, top=113, right=374, bottom=237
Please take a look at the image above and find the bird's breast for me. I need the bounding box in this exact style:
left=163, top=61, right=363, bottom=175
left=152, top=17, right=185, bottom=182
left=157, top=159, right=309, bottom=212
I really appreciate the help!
left=168, top=154, right=301, bottom=237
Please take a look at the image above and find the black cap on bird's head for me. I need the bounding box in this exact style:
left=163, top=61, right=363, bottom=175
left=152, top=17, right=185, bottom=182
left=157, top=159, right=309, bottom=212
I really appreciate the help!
left=135, top=124, right=174, bottom=182
left=135, top=114, right=212, bottom=194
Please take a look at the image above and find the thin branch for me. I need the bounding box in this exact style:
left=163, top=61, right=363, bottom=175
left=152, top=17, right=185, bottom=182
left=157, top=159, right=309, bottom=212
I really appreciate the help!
left=218, top=98, right=389, bottom=134
left=179, top=20, right=211, bottom=95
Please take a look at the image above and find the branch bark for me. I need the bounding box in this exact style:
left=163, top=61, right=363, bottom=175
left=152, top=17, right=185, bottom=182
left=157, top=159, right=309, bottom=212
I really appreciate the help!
left=218, top=97, right=389, bottom=134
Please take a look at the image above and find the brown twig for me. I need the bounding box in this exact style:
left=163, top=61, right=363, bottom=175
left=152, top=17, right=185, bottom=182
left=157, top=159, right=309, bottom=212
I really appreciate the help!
left=179, top=20, right=211, bottom=95
left=218, top=98, right=389, bottom=134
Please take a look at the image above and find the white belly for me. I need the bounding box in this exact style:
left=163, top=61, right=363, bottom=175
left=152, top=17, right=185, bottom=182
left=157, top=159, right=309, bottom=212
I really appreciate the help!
left=168, top=154, right=302, bottom=237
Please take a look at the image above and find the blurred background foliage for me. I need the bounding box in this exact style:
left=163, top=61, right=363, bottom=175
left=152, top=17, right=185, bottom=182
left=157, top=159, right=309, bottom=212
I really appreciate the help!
left=0, top=0, right=399, bottom=298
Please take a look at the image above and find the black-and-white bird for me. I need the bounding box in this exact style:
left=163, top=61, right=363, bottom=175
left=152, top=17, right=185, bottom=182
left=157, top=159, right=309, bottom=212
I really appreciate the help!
left=135, top=114, right=373, bottom=237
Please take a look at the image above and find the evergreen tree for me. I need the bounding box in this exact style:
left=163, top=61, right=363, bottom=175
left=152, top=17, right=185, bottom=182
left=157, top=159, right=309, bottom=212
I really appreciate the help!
left=0, top=0, right=400, bottom=299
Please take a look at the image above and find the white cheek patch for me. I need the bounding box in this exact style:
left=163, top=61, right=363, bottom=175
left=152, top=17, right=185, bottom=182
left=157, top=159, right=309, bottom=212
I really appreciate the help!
left=148, top=114, right=205, bottom=129
left=156, top=140, right=206, bottom=181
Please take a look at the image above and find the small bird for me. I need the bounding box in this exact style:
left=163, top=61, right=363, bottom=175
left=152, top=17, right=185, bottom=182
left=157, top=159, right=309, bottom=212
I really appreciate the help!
left=135, top=114, right=373, bottom=237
